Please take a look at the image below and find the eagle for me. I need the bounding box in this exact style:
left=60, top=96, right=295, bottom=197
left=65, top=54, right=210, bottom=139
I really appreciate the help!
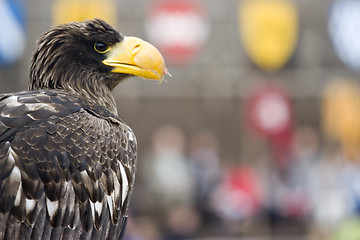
left=0, top=19, right=166, bottom=240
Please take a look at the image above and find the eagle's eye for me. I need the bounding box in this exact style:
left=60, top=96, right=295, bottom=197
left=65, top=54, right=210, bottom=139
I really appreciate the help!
left=94, top=42, right=110, bottom=54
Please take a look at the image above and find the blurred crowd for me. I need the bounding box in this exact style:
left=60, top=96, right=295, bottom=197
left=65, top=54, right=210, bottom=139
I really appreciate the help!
left=123, top=124, right=360, bottom=240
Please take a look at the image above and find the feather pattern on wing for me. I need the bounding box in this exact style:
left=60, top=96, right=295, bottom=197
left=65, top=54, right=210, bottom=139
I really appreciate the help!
left=0, top=90, right=137, bottom=240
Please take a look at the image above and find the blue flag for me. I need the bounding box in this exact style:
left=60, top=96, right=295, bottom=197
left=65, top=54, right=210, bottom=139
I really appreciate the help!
left=0, top=0, right=26, bottom=67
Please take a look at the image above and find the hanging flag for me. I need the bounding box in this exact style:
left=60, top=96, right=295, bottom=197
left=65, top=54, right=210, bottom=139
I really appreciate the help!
left=246, top=83, right=293, bottom=138
left=238, top=0, right=298, bottom=72
left=145, top=0, right=210, bottom=66
left=52, top=0, right=117, bottom=27
left=323, top=79, right=360, bottom=160
left=328, top=0, right=360, bottom=73
left=245, top=83, right=294, bottom=166
left=0, top=0, right=26, bottom=67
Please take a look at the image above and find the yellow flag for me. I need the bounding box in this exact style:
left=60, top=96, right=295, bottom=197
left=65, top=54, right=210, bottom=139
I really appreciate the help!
left=53, top=0, right=117, bottom=27
left=238, top=0, right=298, bottom=71
left=323, top=80, right=360, bottom=159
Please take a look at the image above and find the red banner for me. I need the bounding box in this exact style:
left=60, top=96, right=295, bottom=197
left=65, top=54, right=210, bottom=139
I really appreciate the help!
left=145, top=0, right=209, bottom=65
left=245, top=83, right=294, bottom=166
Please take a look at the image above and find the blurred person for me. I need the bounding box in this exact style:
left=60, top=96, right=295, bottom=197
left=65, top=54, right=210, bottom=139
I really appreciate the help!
left=188, top=131, right=222, bottom=225
left=308, top=147, right=360, bottom=239
left=259, top=126, right=320, bottom=234
left=282, top=126, right=320, bottom=219
left=136, top=124, right=196, bottom=214
left=262, top=165, right=311, bottom=235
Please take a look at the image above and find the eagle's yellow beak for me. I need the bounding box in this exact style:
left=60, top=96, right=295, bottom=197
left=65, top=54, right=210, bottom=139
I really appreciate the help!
left=103, top=36, right=166, bottom=80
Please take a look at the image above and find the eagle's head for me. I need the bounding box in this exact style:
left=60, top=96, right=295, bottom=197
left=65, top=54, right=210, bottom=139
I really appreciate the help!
left=29, top=19, right=165, bottom=111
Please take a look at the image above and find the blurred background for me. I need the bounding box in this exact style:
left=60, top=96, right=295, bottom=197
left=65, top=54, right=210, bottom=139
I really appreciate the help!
left=2, top=0, right=360, bottom=239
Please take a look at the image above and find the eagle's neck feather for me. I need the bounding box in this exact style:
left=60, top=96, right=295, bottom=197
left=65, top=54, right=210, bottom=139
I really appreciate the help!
left=29, top=66, right=119, bottom=116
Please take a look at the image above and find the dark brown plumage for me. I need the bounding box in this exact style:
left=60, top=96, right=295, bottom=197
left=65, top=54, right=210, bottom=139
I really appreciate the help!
left=0, top=19, right=165, bottom=240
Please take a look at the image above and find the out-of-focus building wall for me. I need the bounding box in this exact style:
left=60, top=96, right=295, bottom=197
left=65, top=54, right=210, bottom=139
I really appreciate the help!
left=1, top=0, right=343, bottom=158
